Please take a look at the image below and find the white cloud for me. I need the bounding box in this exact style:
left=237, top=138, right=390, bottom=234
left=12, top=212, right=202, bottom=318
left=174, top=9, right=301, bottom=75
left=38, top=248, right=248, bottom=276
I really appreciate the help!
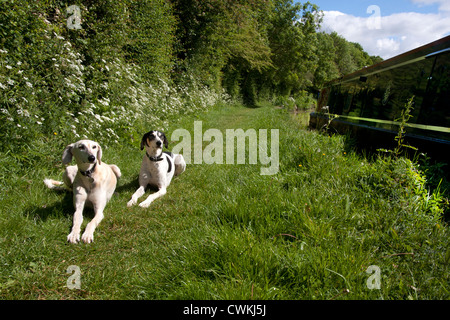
left=320, top=7, right=450, bottom=59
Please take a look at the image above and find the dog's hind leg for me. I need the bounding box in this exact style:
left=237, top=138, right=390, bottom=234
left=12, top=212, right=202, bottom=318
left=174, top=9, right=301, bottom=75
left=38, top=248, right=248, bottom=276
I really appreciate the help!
left=109, top=164, right=122, bottom=179
left=174, top=154, right=186, bottom=176
left=63, top=166, right=77, bottom=188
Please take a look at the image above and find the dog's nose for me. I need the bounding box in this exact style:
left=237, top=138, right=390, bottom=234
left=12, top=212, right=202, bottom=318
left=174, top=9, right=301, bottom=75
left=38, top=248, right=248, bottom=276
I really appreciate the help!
left=88, top=155, right=96, bottom=163
left=156, top=141, right=162, bottom=147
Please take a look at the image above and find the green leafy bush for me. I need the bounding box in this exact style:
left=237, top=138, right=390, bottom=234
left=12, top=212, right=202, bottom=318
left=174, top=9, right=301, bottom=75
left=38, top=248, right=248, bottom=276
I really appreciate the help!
left=358, top=156, right=447, bottom=222
left=0, top=0, right=223, bottom=170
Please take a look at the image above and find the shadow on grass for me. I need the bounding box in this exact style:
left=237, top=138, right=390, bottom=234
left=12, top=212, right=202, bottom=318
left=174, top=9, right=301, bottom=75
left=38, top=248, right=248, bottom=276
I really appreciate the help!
left=115, top=174, right=140, bottom=194
left=23, top=190, right=74, bottom=223
left=243, top=101, right=263, bottom=109
left=116, top=174, right=170, bottom=196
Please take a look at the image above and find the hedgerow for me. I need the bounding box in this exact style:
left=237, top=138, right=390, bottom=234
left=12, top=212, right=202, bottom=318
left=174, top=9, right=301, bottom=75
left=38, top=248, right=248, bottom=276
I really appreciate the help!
left=0, top=0, right=224, bottom=168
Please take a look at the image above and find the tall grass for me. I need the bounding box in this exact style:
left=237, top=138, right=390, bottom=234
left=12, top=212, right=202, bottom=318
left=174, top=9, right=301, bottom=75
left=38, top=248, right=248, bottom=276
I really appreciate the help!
left=0, top=103, right=448, bottom=300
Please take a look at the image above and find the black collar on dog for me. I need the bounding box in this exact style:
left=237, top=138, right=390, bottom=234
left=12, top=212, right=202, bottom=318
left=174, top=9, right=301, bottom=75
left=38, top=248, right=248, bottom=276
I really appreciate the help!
left=146, top=152, right=164, bottom=162
left=80, top=163, right=97, bottom=177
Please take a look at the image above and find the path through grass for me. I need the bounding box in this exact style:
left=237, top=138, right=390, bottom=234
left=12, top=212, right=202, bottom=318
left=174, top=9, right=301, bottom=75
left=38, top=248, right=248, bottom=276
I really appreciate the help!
left=0, top=103, right=449, bottom=300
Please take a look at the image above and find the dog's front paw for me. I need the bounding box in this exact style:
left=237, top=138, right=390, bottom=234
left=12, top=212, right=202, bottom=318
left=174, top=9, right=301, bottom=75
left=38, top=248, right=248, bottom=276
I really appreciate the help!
left=81, top=231, right=94, bottom=243
left=127, top=199, right=136, bottom=207
left=67, top=232, right=80, bottom=244
left=138, top=200, right=152, bottom=208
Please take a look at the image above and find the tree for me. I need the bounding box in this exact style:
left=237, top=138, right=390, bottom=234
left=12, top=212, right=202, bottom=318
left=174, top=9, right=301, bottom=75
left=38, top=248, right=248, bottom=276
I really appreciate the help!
left=314, top=31, right=383, bottom=86
left=172, top=0, right=272, bottom=92
left=124, top=0, right=176, bottom=81
left=313, top=32, right=339, bottom=88
left=261, top=0, right=322, bottom=96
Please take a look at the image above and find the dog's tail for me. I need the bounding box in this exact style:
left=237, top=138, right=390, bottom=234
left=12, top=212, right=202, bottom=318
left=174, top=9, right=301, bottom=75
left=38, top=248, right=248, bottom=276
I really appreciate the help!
left=43, top=179, right=68, bottom=191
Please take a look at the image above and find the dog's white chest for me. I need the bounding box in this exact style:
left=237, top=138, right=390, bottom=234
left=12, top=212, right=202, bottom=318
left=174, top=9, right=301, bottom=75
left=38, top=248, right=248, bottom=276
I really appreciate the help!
left=140, top=158, right=167, bottom=187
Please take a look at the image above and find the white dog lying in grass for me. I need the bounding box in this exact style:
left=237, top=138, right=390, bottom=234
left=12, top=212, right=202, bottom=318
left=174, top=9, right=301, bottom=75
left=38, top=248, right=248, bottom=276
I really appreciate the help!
left=44, top=140, right=121, bottom=244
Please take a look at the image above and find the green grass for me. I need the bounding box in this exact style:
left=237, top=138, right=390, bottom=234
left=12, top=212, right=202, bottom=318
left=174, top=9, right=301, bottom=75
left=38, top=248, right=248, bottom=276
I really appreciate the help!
left=0, top=103, right=449, bottom=300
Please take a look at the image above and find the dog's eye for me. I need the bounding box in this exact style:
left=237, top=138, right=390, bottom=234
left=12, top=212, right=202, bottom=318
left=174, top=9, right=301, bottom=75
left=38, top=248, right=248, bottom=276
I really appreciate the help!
left=92, top=145, right=97, bottom=149
left=79, top=145, right=85, bottom=150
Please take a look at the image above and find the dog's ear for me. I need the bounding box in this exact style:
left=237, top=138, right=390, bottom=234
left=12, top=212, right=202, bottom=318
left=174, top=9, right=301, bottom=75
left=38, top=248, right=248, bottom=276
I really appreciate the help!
left=140, top=132, right=149, bottom=150
left=62, top=144, right=74, bottom=165
left=161, top=132, right=169, bottom=149
left=96, top=143, right=102, bottom=165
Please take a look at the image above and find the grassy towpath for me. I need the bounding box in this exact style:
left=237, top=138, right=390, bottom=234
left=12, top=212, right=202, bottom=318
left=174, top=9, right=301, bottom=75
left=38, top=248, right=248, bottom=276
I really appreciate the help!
left=0, top=102, right=449, bottom=300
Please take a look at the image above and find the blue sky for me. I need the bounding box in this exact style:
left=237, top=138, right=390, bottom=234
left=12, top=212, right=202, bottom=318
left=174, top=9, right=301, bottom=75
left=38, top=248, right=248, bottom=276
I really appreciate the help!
left=308, top=0, right=450, bottom=59
left=312, top=0, right=441, bottom=16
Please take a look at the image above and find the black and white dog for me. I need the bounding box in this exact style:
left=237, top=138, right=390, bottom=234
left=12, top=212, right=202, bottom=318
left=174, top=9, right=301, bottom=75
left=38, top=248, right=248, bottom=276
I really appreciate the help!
left=127, top=131, right=186, bottom=208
